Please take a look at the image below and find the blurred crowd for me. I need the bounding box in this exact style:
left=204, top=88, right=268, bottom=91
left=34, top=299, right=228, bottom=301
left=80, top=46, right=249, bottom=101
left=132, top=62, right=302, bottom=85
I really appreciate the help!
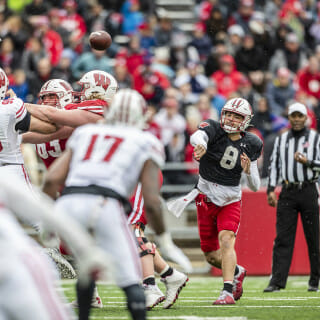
left=2, top=0, right=320, bottom=185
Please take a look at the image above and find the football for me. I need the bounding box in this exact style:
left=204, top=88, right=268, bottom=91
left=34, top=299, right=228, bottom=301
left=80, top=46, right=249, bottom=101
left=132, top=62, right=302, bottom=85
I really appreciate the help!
left=89, top=31, right=112, bottom=50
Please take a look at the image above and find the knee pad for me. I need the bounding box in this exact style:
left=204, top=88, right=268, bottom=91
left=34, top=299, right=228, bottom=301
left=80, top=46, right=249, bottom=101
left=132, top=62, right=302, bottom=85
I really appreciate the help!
left=133, top=223, right=156, bottom=258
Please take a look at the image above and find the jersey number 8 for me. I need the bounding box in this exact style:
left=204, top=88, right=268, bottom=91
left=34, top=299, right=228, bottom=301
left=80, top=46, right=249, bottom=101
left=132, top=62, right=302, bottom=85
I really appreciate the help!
left=220, top=146, right=238, bottom=170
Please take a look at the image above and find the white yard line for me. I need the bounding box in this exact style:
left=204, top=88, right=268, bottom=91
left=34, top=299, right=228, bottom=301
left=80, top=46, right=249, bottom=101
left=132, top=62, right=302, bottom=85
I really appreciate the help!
left=91, top=317, right=247, bottom=320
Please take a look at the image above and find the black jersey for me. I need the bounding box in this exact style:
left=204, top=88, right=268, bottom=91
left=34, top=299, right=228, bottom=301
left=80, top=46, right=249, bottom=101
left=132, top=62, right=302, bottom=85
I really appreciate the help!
left=197, top=120, right=263, bottom=186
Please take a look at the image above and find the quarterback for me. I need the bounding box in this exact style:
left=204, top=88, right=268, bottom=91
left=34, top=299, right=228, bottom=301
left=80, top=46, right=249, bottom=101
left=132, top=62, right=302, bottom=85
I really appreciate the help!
left=191, top=97, right=262, bottom=304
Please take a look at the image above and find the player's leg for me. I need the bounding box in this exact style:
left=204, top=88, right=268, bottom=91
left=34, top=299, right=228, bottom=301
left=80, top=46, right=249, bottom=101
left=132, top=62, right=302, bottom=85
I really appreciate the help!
left=154, top=250, right=188, bottom=309
left=133, top=223, right=165, bottom=310
left=213, top=200, right=241, bottom=304
left=95, top=199, right=146, bottom=320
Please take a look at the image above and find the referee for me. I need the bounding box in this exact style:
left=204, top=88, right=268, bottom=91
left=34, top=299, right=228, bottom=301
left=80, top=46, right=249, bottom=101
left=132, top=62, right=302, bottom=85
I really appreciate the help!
left=264, top=102, right=320, bottom=293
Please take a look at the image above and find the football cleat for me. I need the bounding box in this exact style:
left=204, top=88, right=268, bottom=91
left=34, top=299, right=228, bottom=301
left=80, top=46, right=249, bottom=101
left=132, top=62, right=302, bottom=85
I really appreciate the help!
left=161, top=269, right=188, bottom=309
left=70, top=286, right=103, bottom=309
left=213, top=290, right=235, bottom=305
left=44, top=248, right=77, bottom=279
left=143, top=284, right=165, bottom=310
left=233, top=265, right=247, bottom=300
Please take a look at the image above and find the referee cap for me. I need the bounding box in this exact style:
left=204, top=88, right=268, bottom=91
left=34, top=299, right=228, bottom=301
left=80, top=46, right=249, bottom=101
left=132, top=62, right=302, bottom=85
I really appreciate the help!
left=288, top=102, right=307, bottom=116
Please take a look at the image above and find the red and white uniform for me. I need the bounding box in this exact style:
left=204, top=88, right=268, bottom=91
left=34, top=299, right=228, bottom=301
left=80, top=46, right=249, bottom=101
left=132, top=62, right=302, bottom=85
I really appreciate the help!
left=128, top=170, right=164, bottom=225
left=55, top=124, right=164, bottom=287
left=0, top=97, right=31, bottom=188
left=0, top=205, right=74, bottom=320
left=36, top=99, right=105, bottom=169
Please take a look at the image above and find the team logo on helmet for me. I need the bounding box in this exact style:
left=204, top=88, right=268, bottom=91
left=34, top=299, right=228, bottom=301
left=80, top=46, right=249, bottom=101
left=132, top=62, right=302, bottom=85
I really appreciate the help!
left=78, top=70, right=118, bottom=105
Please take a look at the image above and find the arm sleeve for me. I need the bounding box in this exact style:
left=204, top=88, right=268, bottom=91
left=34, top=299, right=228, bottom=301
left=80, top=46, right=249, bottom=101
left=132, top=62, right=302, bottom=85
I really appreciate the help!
left=245, top=160, right=260, bottom=192
left=267, top=136, right=280, bottom=193
left=15, top=111, right=31, bottom=133
left=190, top=130, right=209, bottom=148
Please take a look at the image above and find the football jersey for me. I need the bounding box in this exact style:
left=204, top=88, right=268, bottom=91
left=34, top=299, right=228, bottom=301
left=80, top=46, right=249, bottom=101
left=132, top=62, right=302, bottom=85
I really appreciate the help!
left=65, top=123, right=165, bottom=198
left=197, top=119, right=263, bottom=186
left=0, top=98, right=27, bottom=165
left=35, top=99, right=105, bottom=169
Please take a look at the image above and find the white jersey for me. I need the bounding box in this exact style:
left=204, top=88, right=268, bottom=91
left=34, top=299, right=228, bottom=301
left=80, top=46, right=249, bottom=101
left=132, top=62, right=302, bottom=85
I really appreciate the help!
left=65, top=123, right=165, bottom=198
left=0, top=97, right=27, bottom=165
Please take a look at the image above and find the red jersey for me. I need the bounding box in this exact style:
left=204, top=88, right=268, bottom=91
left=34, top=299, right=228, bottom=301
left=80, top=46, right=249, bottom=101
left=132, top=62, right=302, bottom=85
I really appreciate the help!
left=36, top=99, right=106, bottom=168
left=128, top=170, right=163, bottom=225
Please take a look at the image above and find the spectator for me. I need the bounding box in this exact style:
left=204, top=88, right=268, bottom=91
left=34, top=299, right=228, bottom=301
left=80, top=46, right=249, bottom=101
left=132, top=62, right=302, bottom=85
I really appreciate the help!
left=114, top=58, right=132, bottom=89
left=174, top=73, right=199, bottom=113
left=138, top=22, right=156, bottom=52
left=266, top=67, right=296, bottom=117
left=205, top=79, right=226, bottom=117
left=169, top=32, right=196, bottom=71
left=132, top=55, right=170, bottom=105
left=226, top=24, right=245, bottom=55
left=9, top=69, right=29, bottom=101
left=23, top=0, right=49, bottom=18
left=2, top=15, right=29, bottom=56
left=211, top=54, right=243, bottom=99
left=116, top=35, right=146, bottom=75
left=0, top=37, right=20, bottom=73
left=33, top=16, right=64, bottom=67
left=237, top=75, right=260, bottom=110
left=205, top=7, right=228, bottom=44
left=154, top=97, right=186, bottom=147
left=154, top=16, right=181, bottom=47
left=189, top=22, right=212, bottom=63
left=251, top=96, right=273, bottom=138
left=60, top=0, right=87, bottom=53
left=152, top=46, right=175, bottom=80
left=120, top=0, right=144, bottom=35
left=296, top=55, right=320, bottom=100
left=48, top=8, right=71, bottom=48
left=235, top=33, right=266, bottom=74
left=269, top=32, right=308, bottom=75
left=196, top=93, right=218, bottom=121
left=27, top=57, right=64, bottom=102
left=228, top=0, right=255, bottom=34
left=71, top=47, right=113, bottom=80
left=21, top=36, right=47, bottom=77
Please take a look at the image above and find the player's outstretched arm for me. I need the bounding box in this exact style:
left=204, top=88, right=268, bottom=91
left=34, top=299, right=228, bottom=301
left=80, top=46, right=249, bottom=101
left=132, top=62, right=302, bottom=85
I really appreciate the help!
left=25, top=103, right=101, bottom=128
left=42, top=149, right=72, bottom=199
left=23, top=126, right=74, bottom=143
left=29, top=115, right=58, bottom=134
left=140, top=159, right=165, bottom=235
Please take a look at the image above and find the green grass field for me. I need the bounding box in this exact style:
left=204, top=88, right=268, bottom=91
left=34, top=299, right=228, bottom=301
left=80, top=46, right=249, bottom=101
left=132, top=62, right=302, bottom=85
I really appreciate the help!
left=61, top=275, right=320, bottom=320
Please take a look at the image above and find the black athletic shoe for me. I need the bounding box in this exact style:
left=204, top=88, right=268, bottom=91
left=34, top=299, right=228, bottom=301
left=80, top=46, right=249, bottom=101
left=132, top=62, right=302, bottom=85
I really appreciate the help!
left=308, top=285, right=318, bottom=292
left=263, top=285, right=281, bottom=293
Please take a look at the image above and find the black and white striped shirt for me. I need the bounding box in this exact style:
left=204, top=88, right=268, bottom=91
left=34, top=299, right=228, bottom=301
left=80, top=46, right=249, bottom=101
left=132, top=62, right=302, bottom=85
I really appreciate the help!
left=268, top=128, right=320, bottom=193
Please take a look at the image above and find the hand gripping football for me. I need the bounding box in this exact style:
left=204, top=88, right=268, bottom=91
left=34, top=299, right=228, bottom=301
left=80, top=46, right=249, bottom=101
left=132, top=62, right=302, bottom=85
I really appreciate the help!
left=89, top=30, right=112, bottom=50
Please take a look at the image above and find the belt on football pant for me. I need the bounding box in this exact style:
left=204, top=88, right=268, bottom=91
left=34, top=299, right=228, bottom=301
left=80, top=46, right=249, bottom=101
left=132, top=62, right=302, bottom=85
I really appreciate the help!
left=61, top=184, right=132, bottom=215
left=283, top=179, right=318, bottom=190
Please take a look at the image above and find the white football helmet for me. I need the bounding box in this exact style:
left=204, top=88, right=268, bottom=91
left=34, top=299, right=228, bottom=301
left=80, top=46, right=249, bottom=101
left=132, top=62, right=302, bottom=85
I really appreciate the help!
left=0, top=68, right=9, bottom=101
left=220, top=97, right=253, bottom=133
left=78, top=70, right=118, bottom=105
left=39, top=79, right=73, bottom=109
left=106, top=88, right=147, bottom=129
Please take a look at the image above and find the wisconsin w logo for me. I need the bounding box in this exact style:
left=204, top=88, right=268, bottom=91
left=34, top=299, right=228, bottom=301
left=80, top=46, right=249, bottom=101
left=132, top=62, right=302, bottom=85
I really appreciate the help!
left=93, top=73, right=110, bottom=90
